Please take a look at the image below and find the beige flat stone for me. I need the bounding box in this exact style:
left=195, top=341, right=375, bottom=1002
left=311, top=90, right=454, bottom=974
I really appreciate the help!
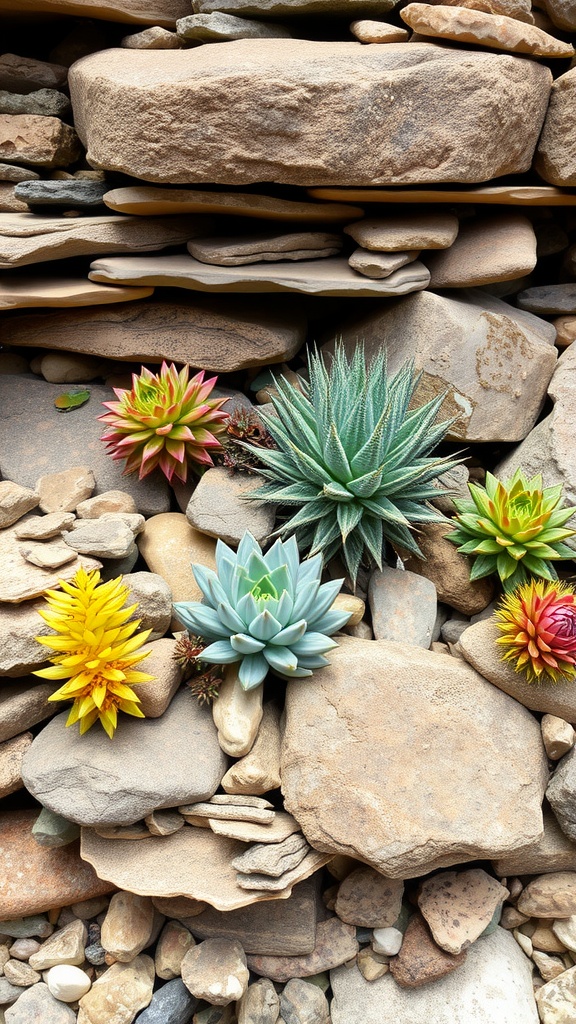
left=417, top=869, right=509, bottom=954
left=422, top=0, right=534, bottom=22
left=309, top=185, right=576, bottom=206
left=400, top=3, right=574, bottom=54
left=0, top=0, right=191, bottom=26
left=207, top=813, right=302, bottom=844
left=348, top=248, right=419, bottom=279
left=0, top=276, right=153, bottom=310
left=344, top=213, right=459, bottom=251
left=0, top=114, right=80, bottom=168
left=0, top=516, right=100, bottom=603
left=0, top=212, right=213, bottom=268
left=188, top=230, right=341, bottom=266
left=350, top=19, right=410, bottom=41
left=0, top=732, right=32, bottom=799
left=427, top=213, right=537, bottom=287
left=493, top=809, right=576, bottom=877
left=138, top=513, right=216, bottom=630
left=104, top=185, right=363, bottom=222
left=232, top=833, right=309, bottom=878
left=246, top=916, right=358, bottom=982
left=517, top=872, right=576, bottom=917
left=179, top=802, right=275, bottom=824
left=212, top=665, right=264, bottom=757
left=89, top=253, right=431, bottom=297
left=122, top=26, right=184, bottom=46
left=236, top=848, right=331, bottom=891
left=221, top=701, right=282, bottom=795
left=80, top=826, right=300, bottom=910
left=19, top=541, right=77, bottom=569
left=0, top=480, right=39, bottom=529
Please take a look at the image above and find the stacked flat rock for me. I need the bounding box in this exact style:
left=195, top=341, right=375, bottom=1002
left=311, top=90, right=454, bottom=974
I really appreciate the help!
left=188, top=230, right=342, bottom=265
left=344, top=213, right=459, bottom=279
left=400, top=3, right=574, bottom=54
left=176, top=12, right=293, bottom=39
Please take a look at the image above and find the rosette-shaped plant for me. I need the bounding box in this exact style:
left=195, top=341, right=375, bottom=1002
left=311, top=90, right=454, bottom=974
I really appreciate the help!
left=241, top=343, right=458, bottom=587
left=449, top=469, right=576, bottom=591
left=34, top=568, right=153, bottom=738
left=173, top=531, right=351, bottom=690
left=99, top=361, right=228, bottom=484
left=495, top=579, right=576, bottom=683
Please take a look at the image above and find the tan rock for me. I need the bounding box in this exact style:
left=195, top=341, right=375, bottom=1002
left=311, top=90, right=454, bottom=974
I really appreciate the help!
left=179, top=799, right=274, bottom=825
left=20, top=540, right=77, bottom=569
left=552, top=916, right=576, bottom=952
left=94, top=822, right=151, bottom=840
left=0, top=732, right=32, bottom=799
left=400, top=3, right=574, bottom=54
left=237, top=979, right=280, bottom=1024
left=188, top=230, right=341, bottom=265
left=531, top=924, right=567, bottom=954
left=0, top=212, right=212, bottom=269
left=88, top=253, right=431, bottom=298
left=207, top=812, right=303, bottom=845
left=76, top=492, right=137, bottom=518
left=281, top=637, right=548, bottom=878
left=186, top=469, right=275, bottom=546
left=193, top=0, right=391, bottom=11
left=311, top=182, right=576, bottom=207
left=350, top=19, right=410, bottom=41
left=145, top=810, right=185, bottom=837
left=37, top=466, right=95, bottom=514
left=417, top=869, right=509, bottom=954
left=542, top=715, right=576, bottom=760
left=236, top=848, right=331, bottom=892
left=0, top=516, right=100, bottom=603
left=0, top=276, right=153, bottom=311
left=122, top=26, right=184, bottom=47
left=181, top=938, right=249, bottom=1005
left=552, top=316, right=576, bottom=347
left=344, top=213, right=459, bottom=251
left=537, top=68, right=576, bottom=187
left=29, top=919, right=86, bottom=970
left=155, top=920, right=195, bottom=979
left=357, top=946, right=390, bottom=981
left=517, top=873, right=576, bottom=917
left=397, top=524, right=494, bottom=615
left=100, top=893, right=155, bottom=962
left=335, top=867, right=403, bottom=928
left=532, top=949, right=566, bottom=982
left=5, top=294, right=306, bottom=373
left=246, top=917, right=358, bottom=982
left=423, top=0, right=534, bottom=22
left=426, top=214, right=537, bottom=287
left=389, top=912, right=467, bottom=988
left=459, top=617, right=576, bottom=720
left=3, top=958, right=41, bottom=985
left=80, top=826, right=303, bottom=910
left=0, top=114, right=80, bottom=168
left=348, top=248, right=419, bottom=279
left=0, top=53, right=67, bottom=93
left=493, top=808, right=576, bottom=876
left=0, top=182, right=28, bottom=212
left=77, top=955, right=155, bottom=1024
left=104, top=185, right=363, bottom=222
left=70, top=43, right=551, bottom=186
left=0, top=0, right=190, bottom=26
left=221, top=701, right=282, bottom=795
left=212, top=665, right=264, bottom=757
left=130, top=639, right=183, bottom=718
left=0, top=480, right=39, bottom=528
left=138, top=513, right=216, bottom=630
left=232, top=833, right=309, bottom=878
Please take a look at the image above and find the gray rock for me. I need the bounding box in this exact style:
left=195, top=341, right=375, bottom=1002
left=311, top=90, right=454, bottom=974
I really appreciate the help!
left=122, top=571, right=172, bottom=642
left=4, top=982, right=76, bottom=1022
left=0, top=682, right=57, bottom=743
left=0, top=600, right=55, bottom=677
left=0, top=163, right=39, bottom=182
left=186, top=469, right=275, bottom=546
left=0, top=376, right=170, bottom=517
left=280, top=978, right=330, bottom=1024
left=191, top=0, right=393, bottom=12
left=517, top=283, right=576, bottom=313
left=232, top=833, right=309, bottom=878
left=0, top=89, right=70, bottom=118
left=0, top=978, right=22, bottom=1006
left=368, top=565, right=437, bottom=648
left=135, top=977, right=197, bottom=1023
left=32, top=807, right=81, bottom=848
left=330, top=928, right=538, bottom=1024
left=64, top=518, right=136, bottom=558
left=0, top=54, right=67, bottom=94
left=236, top=978, right=280, bottom=1024
left=0, top=916, right=51, bottom=939
left=547, top=748, right=576, bottom=842
left=177, top=12, right=292, bottom=38
left=22, top=688, right=227, bottom=827
left=15, top=179, right=108, bottom=208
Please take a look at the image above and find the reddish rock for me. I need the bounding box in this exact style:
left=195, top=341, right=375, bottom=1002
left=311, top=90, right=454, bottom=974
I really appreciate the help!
left=390, top=913, right=467, bottom=987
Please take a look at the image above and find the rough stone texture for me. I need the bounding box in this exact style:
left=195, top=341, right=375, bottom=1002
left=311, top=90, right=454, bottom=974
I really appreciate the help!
left=29, top=919, right=87, bottom=969
left=64, top=518, right=135, bottom=558
left=206, top=812, right=303, bottom=846
left=0, top=516, right=100, bottom=603
left=368, top=565, right=437, bottom=648
left=37, top=466, right=95, bottom=514
left=221, top=701, right=282, bottom=795
left=89, top=253, right=431, bottom=298
left=32, top=807, right=80, bottom=848
left=417, top=869, right=508, bottom=953
left=332, top=289, right=557, bottom=442
left=20, top=540, right=77, bottom=569
left=232, top=833, right=309, bottom=878
left=547, top=747, right=576, bottom=844
left=4, top=294, right=306, bottom=372
left=100, top=892, right=155, bottom=962
left=236, top=847, right=330, bottom=891
left=122, top=574, right=172, bottom=643
left=280, top=978, right=330, bottom=1024
left=331, top=928, right=538, bottom=1024
left=0, top=480, right=39, bottom=528
left=542, top=715, right=576, bottom=760
left=493, top=808, right=576, bottom=876
left=186, top=470, right=274, bottom=546
left=0, top=810, right=113, bottom=918
left=192, top=0, right=393, bottom=11
left=155, top=920, right=195, bottom=979
left=0, top=277, right=153, bottom=311
left=22, top=688, right=226, bottom=827
left=4, top=982, right=76, bottom=1023
left=236, top=979, right=280, bottom=1024
left=335, top=867, right=404, bottom=927
left=246, top=916, right=358, bottom=982
left=0, top=732, right=32, bottom=799
left=0, top=0, right=191, bottom=25
left=104, top=185, right=363, bottom=222
left=0, top=89, right=70, bottom=118
left=0, top=212, right=213, bottom=268
left=177, top=12, right=292, bottom=39
left=68, top=43, right=552, bottom=186
left=459, top=617, right=576, bottom=720
left=537, top=68, right=576, bottom=186
left=350, top=18, right=410, bottom=40
left=136, top=978, right=197, bottom=1024
left=281, top=637, right=548, bottom=878
left=0, top=682, right=57, bottom=743
left=344, top=213, right=459, bottom=250
left=181, top=938, right=249, bottom=1005
left=189, top=230, right=340, bottom=265
left=80, top=826, right=306, bottom=910
left=77, top=955, right=155, bottom=1024
left=517, top=872, right=576, bottom=917
left=0, top=115, right=80, bottom=168
left=537, top=965, right=576, bottom=1024
left=401, top=3, right=574, bottom=53
left=389, top=912, right=467, bottom=988
left=426, top=214, right=538, bottom=287
left=348, top=248, right=418, bottom=278
left=15, top=178, right=108, bottom=207
left=76, top=492, right=137, bottom=518
left=0, top=54, right=67, bottom=93
left=0, top=162, right=39, bottom=181
left=129, top=640, right=183, bottom=718
left=122, top=26, right=184, bottom=47
left=412, top=0, right=534, bottom=19
left=398, top=524, right=494, bottom=615
left=0, top=376, right=170, bottom=517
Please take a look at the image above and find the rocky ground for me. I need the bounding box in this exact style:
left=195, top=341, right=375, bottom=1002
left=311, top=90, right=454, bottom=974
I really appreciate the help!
left=3, top=0, right=576, bottom=1022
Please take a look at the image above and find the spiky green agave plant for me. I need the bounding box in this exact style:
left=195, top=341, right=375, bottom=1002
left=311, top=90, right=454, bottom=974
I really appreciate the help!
left=242, top=343, right=459, bottom=586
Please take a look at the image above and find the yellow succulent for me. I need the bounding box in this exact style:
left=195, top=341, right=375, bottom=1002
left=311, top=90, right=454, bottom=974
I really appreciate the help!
left=34, top=567, right=153, bottom=739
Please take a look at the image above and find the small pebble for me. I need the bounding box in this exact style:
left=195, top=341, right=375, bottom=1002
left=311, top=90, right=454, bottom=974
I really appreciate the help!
left=372, top=927, right=403, bottom=955
left=46, top=963, right=92, bottom=1002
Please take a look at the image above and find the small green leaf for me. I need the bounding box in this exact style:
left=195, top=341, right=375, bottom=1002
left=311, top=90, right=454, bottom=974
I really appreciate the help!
left=54, top=388, right=91, bottom=413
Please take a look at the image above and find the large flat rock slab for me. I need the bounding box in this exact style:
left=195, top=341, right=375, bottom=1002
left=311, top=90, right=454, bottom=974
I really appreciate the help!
left=104, top=186, right=364, bottom=222
left=68, top=42, right=551, bottom=186
left=0, top=276, right=153, bottom=310
left=280, top=637, right=548, bottom=879
left=426, top=213, right=537, bottom=288
left=401, top=2, right=574, bottom=55
left=88, top=253, right=430, bottom=296
left=2, top=294, right=306, bottom=372
left=22, top=688, right=227, bottom=827
left=0, top=0, right=191, bottom=26
left=310, top=183, right=576, bottom=206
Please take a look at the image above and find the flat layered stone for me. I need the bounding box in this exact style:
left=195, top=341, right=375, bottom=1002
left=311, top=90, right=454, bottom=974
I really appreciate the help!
left=89, top=253, right=431, bottom=297
left=247, top=917, right=359, bottom=982
left=191, top=0, right=395, bottom=12
left=69, top=43, right=552, bottom=186
left=236, top=848, right=331, bottom=891
left=493, top=808, right=576, bottom=876
left=350, top=19, right=410, bottom=40
left=0, top=89, right=70, bottom=118
left=177, top=12, right=292, bottom=38
left=0, top=731, right=32, bottom=799
left=427, top=214, right=537, bottom=287
left=188, top=230, right=341, bottom=265
left=310, top=184, right=576, bottom=206
left=344, top=213, right=459, bottom=250
left=0, top=810, right=113, bottom=918
left=0, top=277, right=153, bottom=310
left=518, top=283, right=576, bottom=314
left=3, top=294, right=306, bottom=372
left=0, top=162, right=39, bottom=182
left=0, top=516, right=99, bottom=602
left=232, top=834, right=309, bottom=878
left=0, top=114, right=80, bottom=167
left=417, top=869, right=508, bottom=953
left=14, top=178, right=107, bottom=206
left=0, top=212, right=212, bottom=267
left=348, top=248, right=419, bottom=279
left=0, top=682, right=57, bottom=744
left=80, top=826, right=304, bottom=910
left=281, top=637, right=547, bottom=878
left=0, top=0, right=191, bottom=26
left=401, top=3, right=574, bottom=54
left=207, top=812, right=302, bottom=845
left=421, top=0, right=533, bottom=22
left=0, top=54, right=66, bottom=93
left=104, top=186, right=363, bottom=222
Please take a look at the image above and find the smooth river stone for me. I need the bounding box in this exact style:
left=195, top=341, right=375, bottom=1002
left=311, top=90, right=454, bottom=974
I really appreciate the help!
left=400, top=3, right=574, bottom=54
left=0, top=0, right=192, bottom=26
left=344, top=213, right=459, bottom=250
left=104, top=186, right=363, bottom=222
left=0, top=276, right=153, bottom=310
left=3, top=294, right=306, bottom=372
left=89, top=253, right=431, bottom=296
left=69, top=43, right=551, bottom=186
left=426, top=213, right=537, bottom=287
left=281, top=637, right=547, bottom=878
left=517, top=283, right=576, bottom=313
left=0, top=212, right=212, bottom=268
left=188, top=230, right=342, bottom=265
left=309, top=184, right=576, bottom=206
left=81, top=826, right=303, bottom=910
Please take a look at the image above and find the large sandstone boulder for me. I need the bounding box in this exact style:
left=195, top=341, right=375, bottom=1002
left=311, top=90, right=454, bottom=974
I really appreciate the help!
left=68, top=42, right=551, bottom=186
left=281, top=637, right=548, bottom=879
left=536, top=67, right=576, bottom=186
left=328, top=289, right=556, bottom=442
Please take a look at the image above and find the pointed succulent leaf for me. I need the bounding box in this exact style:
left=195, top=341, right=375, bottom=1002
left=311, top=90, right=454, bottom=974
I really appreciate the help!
left=263, top=646, right=298, bottom=674
left=269, top=619, right=308, bottom=646
left=248, top=610, right=283, bottom=643
left=238, top=653, right=269, bottom=690
left=230, top=633, right=266, bottom=654
left=200, top=639, right=240, bottom=664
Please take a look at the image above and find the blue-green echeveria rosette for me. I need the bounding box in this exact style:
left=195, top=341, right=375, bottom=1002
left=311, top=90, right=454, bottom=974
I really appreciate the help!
left=173, top=531, right=352, bottom=691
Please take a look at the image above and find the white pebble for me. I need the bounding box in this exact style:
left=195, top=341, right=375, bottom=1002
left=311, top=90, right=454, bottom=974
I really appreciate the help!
left=46, top=963, right=92, bottom=1002
left=372, top=927, right=403, bottom=956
